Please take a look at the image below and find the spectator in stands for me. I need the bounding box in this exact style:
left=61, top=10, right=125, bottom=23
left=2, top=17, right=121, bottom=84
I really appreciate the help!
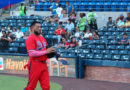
left=54, top=25, right=66, bottom=43
left=92, top=31, right=99, bottom=40
left=49, top=15, right=59, bottom=22
left=106, top=17, right=116, bottom=28
left=7, top=26, right=11, bottom=31
left=118, top=33, right=129, bottom=45
left=21, top=24, right=29, bottom=33
left=49, top=3, right=57, bottom=16
left=56, top=4, right=63, bottom=17
left=1, top=26, right=5, bottom=31
left=87, top=10, right=98, bottom=30
left=84, top=29, right=92, bottom=40
left=74, top=27, right=81, bottom=39
left=24, top=6, right=27, bottom=15
left=12, top=28, right=17, bottom=35
left=59, top=13, right=68, bottom=23
left=7, top=32, right=15, bottom=42
left=78, top=13, right=86, bottom=32
left=70, top=37, right=78, bottom=48
left=23, top=32, right=28, bottom=39
left=65, top=19, right=74, bottom=39
left=0, top=30, right=3, bottom=38
left=58, top=37, right=70, bottom=49
left=116, top=16, right=125, bottom=28
left=124, top=13, right=130, bottom=22
left=121, top=18, right=130, bottom=28
left=69, top=13, right=76, bottom=23
left=65, top=2, right=74, bottom=15
left=19, top=3, right=25, bottom=16
left=0, top=31, right=12, bottom=50
left=15, top=28, right=24, bottom=38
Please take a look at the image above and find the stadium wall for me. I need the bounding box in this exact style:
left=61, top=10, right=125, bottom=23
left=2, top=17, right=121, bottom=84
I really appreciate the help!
left=85, top=66, right=130, bottom=83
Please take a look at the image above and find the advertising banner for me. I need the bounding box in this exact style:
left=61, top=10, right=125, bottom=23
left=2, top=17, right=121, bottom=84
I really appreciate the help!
left=0, top=55, right=77, bottom=78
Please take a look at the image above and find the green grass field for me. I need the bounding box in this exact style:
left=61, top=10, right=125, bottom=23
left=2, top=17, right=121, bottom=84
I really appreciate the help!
left=0, top=75, right=62, bottom=90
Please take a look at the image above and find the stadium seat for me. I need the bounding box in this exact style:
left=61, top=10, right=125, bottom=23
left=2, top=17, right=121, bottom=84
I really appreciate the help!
left=9, top=43, right=19, bottom=47
left=82, top=49, right=90, bottom=54
left=107, top=45, right=115, bottom=49
left=110, top=50, right=119, bottom=54
left=94, top=54, right=103, bottom=59
left=19, top=43, right=27, bottom=53
left=96, top=45, right=104, bottom=49
left=86, top=54, right=94, bottom=59
left=103, top=54, right=112, bottom=60
left=125, top=45, right=130, bottom=50
left=119, top=50, right=128, bottom=54
left=87, top=45, right=96, bottom=49
left=92, top=49, right=101, bottom=54
left=112, top=32, right=119, bottom=35
left=116, top=45, right=124, bottom=50
left=15, top=38, right=24, bottom=43
left=79, top=54, right=86, bottom=58
left=116, top=28, right=124, bottom=31
left=112, top=55, right=121, bottom=60
left=8, top=47, right=18, bottom=53
left=121, top=55, right=129, bottom=61
left=101, top=50, right=110, bottom=54
left=68, top=53, right=75, bottom=57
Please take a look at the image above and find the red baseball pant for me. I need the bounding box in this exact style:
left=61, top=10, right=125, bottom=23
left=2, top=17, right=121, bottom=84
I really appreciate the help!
left=25, top=60, right=50, bottom=90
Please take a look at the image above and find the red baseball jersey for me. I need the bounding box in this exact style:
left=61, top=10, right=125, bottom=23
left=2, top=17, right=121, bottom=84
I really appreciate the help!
left=26, top=34, right=48, bottom=61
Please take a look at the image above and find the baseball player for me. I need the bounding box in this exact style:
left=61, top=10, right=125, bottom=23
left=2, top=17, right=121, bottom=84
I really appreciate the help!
left=24, top=21, right=55, bottom=90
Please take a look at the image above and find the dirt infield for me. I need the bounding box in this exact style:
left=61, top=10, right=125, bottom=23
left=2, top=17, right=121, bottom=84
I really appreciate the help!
left=1, top=73, right=130, bottom=90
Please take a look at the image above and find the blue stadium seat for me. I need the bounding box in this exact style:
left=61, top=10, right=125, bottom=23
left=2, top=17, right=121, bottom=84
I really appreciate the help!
left=119, top=50, right=128, bottom=54
left=82, top=49, right=90, bottom=54
left=9, top=43, right=19, bottom=47
left=124, top=28, right=130, bottom=31
left=98, top=32, right=103, bottom=35
left=75, top=49, right=83, bottom=54
left=19, top=43, right=27, bottom=53
left=92, top=49, right=101, bottom=54
left=107, top=45, right=115, bottom=49
left=100, top=40, right=108, bottom=44
left=116, top=45, right=124, bottom=50
left=94, top=54, right=103, bottom=59
left=125, top=45, right=130, bottom=50
left=15, top=38, right=24, bottom=43
left=121, top=55, right=129, bottom=61
left=87, top=45, right=95, bottom=49
left=103, top=54, right=112, bottom=60
left=82, top=40, right=91, bottom=44
left=112, top=32, right=119, bottom=35
left=112, top=55, right=121, bottom=60
left=91, top=40, right=100, bottom=44
left=79, top=54, right=86, bottom=58
left=116, top=28, right=124, bottom=31
left=108, top=28, right=115, bottom=31
left=96, top=45, right=104, bottom=49
left=110, top=50, right=119, bottom=54
left=101, top=50, right=110, bottom=54
left=60, top=53, right=68, bottom=57
left=8, top=47, right=18, bottom=53
left=68, top=53, right=75, bottom=57
left=108, top=40, right=116, bottom=44
left=48, top=31, right=54, bottom=35
left=104, top=32, right=111, bottom=36
left=86, top=54, right=94, bottom=59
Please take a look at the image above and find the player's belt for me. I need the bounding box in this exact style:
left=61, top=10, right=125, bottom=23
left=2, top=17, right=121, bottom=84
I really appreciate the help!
left=34, top=60, right=46, bottom=63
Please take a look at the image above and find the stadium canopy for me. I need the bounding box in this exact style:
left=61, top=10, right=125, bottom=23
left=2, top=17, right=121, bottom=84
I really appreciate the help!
left=0, top=0, right=24, bottom=9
